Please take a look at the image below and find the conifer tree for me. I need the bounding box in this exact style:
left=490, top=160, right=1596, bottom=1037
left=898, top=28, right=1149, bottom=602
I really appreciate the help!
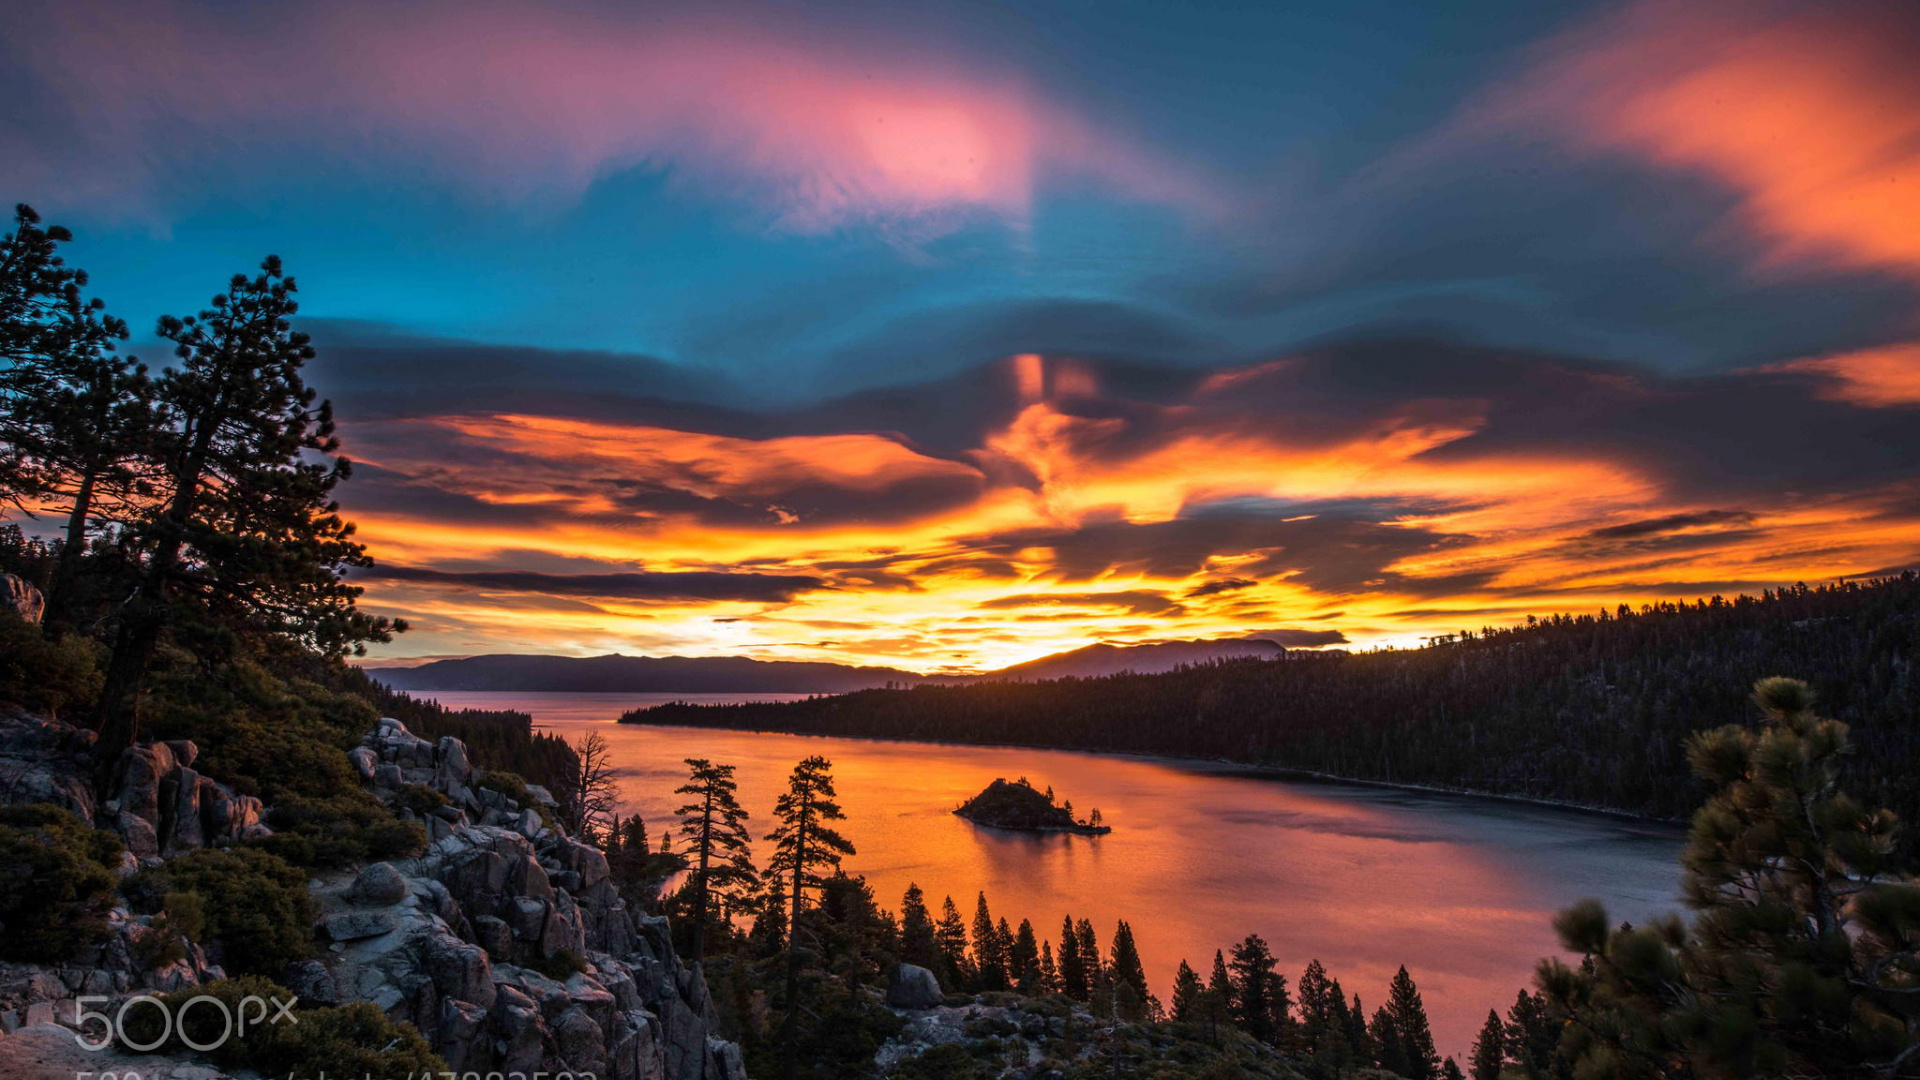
left=1346, top=992, right=1370, bottom=1064
left=1075, top=918, right=1102, bottom=1000
left=1204, top=950, right=1235, bottom=1046
left=1171, top=959, right=1205, bottom=1022
left=1469, top=1009, right=1506, bottom=1080
left=1011, top=918, right=1041, bottom=993
left=1386, top=966, right=1439, bottom=1080
left=1107, top=920, right=1157, bottom=1020
left=1441, top=1056, right=1465, bottom=1080
left=971, top=893, right=1007, bottom=989
left=1038, top=940, right=1059, bottom=994
left=0, top=205, right=156, bottom=628
left=763, top=755, right=854, bottom=1078
left=1502, top=989, right=1554, bottom=1079
left=935, top=896, right=971, bottom=989
left=1370, top=1005, right=1408, bottom=1076
left=95, top=256, right=401, bottom=752
left=899, top=883, right=937, bottom=970
left=675, top=758, right=755, bottom=962
left=1228, top=933, right=1284, bottom=1044
left=1058, top=916, right=1088, bottom=1001
left=1536, top=677, right=1920, bottom=1078
left=1297, top=958, right=1335, bottom=1053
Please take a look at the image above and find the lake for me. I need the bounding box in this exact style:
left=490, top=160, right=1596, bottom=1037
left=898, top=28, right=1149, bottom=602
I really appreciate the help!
left=424, top=690, right=1688, bottom=1058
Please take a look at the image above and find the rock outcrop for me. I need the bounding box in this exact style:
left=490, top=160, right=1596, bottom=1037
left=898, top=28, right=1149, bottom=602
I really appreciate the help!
left=103, top=738, right=269, bottom=861
left=0, top=573, right=43, bottom=625
left=884, top=964, right=944, bottom=1010
left=314, top=717, right=746, bottom=1080
left=0, top=711, right=746, bottom=1079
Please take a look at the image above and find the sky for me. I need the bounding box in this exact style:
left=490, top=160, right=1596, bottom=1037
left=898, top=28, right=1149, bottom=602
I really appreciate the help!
left=4, top=0, right=1919, bottom=672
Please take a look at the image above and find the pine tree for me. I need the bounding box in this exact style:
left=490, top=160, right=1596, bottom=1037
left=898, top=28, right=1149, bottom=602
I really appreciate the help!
left=899, top=883, right=937, bottom=970
left=1171, top=959, right=1205, bottom=1022
left=1038, top=940, right=1059, bottom=994
left=762, top=755, right=855, bottom=1078
left=1469, top=1009, right=1506, bottom=1080
left=95, top=256, right=402, bottom=753
left=1441, top=1056, right=1465, bottom=1080
left=1297, top=959, right=1330, bottom=1050
left=1345, top=992, right=1370, bottom=1065
left=1203, top=949, right=1234, bottom=1046
left=1503, top=990, right=1554, bottom=1079
left=1536, top=677, right=1920, bottom=1078
left=1107, top=920, right=1157, bottom=1020
left=1386, top=966, right=1439, bottom=1080
left=1058, top=915, right=1087, bottom=1002
left=0, top=205, right=156, bottom=629
left=675, top=758, right=755, bottom=962
left=1075, top=918, right=1102, bottom=1001
left=1003, top=918, right=1037, bottom=992
left=971, top=893, right=1007, bottom=989
left=935, top=896, right=971, bottom=989
left=1228, top=933, right=1283, bottom=1044
left=1370, top=1005, right=1408, bottom=1076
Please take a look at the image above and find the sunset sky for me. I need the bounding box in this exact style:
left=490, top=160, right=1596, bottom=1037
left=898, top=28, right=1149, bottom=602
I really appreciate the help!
left=6, top=0, right=1918, bottom=671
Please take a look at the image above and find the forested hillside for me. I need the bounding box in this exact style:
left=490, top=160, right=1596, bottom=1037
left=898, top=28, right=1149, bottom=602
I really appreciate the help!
left=636, top=575, right=1920, bottom=829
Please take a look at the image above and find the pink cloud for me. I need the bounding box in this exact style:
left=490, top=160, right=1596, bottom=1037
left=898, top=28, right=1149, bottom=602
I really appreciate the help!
left=5, top=0, right=1216, bottom=234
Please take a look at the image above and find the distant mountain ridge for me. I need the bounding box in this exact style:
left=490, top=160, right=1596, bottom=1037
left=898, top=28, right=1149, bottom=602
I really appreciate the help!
left=372, top=636, right=1302, bottom=692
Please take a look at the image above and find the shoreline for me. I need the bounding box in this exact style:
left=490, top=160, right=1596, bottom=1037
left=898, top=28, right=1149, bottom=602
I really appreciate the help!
left=610, top=709, right=1685, bottom=829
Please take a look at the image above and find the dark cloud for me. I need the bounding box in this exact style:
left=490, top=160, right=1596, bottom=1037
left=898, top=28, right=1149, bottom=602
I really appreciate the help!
left=355, top=565, right=827, bottom=602
left=977, top=591, right=1186, bottom=617
left=1186, top=577, right=1258, bottom=598
left=1252, top=629, right=1350, bottom=647
left=1583, top=510, right=1756, bottom=540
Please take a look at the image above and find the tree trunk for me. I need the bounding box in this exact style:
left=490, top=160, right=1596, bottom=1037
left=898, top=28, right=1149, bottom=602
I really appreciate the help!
left=780, top=800, right=811, bottom=1080
left=692, top=788, right=713, bottom=963
left=45, top=466, right=95, bottom=632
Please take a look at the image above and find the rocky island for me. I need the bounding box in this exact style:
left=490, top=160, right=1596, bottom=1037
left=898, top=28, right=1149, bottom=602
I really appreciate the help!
left=954, top=777, right=1111, bottom=834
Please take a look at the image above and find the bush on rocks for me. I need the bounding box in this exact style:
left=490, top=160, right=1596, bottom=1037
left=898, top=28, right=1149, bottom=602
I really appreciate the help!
left=0, top=803, right=123, bottom=961
left=0, top=612, right=104, bottom=720
left=127, top=847, right=315, bottom=975
left=251, top=790, right=426, bottom=869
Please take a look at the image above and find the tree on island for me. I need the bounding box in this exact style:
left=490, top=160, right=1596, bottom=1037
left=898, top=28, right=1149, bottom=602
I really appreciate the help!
left=673, top=757, right=755, bottom=962
left=95, top=256, right=403, bottom=755
left=1537, top=677, right=1920, bottom=1077
left=763, top=755, right=854, bottom=1078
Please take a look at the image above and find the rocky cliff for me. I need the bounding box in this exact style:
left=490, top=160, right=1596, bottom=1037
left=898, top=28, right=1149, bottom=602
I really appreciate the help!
left=0, top=711, right=748, bottom=1080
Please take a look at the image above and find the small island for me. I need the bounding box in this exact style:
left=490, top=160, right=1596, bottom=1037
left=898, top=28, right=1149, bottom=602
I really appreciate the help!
left=954, top=777, right=1111, bottom=834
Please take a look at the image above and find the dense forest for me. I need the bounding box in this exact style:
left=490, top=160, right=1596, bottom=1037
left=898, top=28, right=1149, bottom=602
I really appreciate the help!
left=635, top=575, right=1920, bottom=829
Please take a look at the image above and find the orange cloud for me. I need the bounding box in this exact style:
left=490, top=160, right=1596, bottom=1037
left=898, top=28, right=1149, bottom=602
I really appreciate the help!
left=1483, top=0, right=1920, bottom=283
left=1773, top=345, right=1920, bottom=408
left=334, top=351, right=1920, bottom=670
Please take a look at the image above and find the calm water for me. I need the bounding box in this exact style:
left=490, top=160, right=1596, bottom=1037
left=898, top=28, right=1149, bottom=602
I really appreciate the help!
left=426, top=690, right=1687, bottom=1057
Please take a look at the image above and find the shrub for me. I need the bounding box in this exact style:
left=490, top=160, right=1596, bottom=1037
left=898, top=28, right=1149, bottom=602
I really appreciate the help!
left=132, top=890, right=207, bottom=970
left=393, top=782, right=448, bottom=818
left=477, top=769, right=531, bottom=803
left=0, top=803, right=123, bottom=961
left=127, top=847, right=315, bottom=975
left=0, top=612, right=103, bottom=719
left=123, top=977, right=447, bottom=1077
left=251, top=790, right=426, bottom=869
